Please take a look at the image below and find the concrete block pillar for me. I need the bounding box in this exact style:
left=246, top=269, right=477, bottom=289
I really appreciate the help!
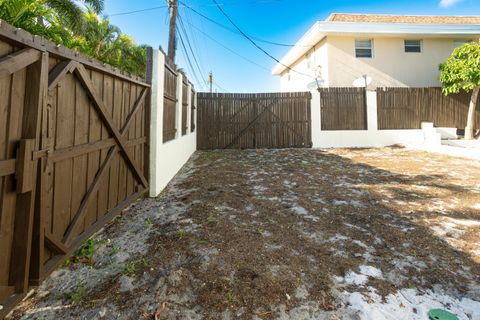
left=149, top=48, right=165, bottom=197
left=311, top=89, right=322, bottom=148
left=366, top=90, right=378, bottom=132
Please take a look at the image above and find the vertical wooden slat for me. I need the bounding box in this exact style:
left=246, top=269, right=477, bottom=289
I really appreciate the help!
left=197, top=92, right=312, bottom=149
left=9, top=51, right=47, bottom=294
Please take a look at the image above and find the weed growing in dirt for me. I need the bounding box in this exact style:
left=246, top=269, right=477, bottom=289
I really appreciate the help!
left=226, top=291, right=237, bottom=305
left=144, top=217, right=153, bottom=227
left=201, top=151, right=219, bottom=162
left=63, top=239, right=98, bottom=266
left=124, top=258, right=148, bottom=276
left=178, top=229, right=187, bottom=239
left=206, top=212, right=218, bottom=225
left=196, top=239, right=209, bottom=245
left=63, top=280, right=86, bottom=304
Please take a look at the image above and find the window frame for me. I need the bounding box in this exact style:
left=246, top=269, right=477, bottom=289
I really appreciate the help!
left=355, top=39, right=373, bottom=59
left=404, top=40, right=422, bottom=53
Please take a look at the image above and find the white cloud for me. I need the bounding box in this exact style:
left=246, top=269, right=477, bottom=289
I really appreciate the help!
left=439, top=0, right=462, bottom=8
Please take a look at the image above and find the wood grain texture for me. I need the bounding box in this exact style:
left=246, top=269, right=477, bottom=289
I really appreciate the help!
left=377, top=87, right=480, bottom=130
left=197, top=92, right=312, bottom=150
left=0, top=22, right=151, bottom=316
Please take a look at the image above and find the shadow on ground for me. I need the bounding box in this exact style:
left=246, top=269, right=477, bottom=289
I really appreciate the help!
left=8, top=147, right=480, bottom=319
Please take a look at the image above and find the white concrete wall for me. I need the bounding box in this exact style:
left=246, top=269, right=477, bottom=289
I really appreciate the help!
left=326, top=36, right=462, bottom=88
left=149, top=49, right=197, bottom=197
left=312, top=90, right=426, bottom=148
left=280, top=36, right=470, bottom=90
left=280, top=39, right=329, bottom=92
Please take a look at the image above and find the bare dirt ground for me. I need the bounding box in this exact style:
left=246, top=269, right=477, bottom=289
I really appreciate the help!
left=8, top=148, right=480, bottom=320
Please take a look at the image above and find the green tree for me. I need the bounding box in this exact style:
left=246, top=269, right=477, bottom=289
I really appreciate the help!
left=0, top=0, right=146, bottom=77
left=0, top=0, right=69, bottom=43
left=69, top=9, right=146, bottom=76
left=440, top=41, right=480, bottom=140
left=46, top=0, right=104, bottom=32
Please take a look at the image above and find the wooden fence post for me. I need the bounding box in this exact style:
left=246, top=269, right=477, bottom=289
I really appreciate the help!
left=148, top=48, right=166, bottom=197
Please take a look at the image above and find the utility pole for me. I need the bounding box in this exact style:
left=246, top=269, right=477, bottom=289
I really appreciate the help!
left=208, top=72, right=213, bottom=93
left=167, top=0, right=178, bottom=62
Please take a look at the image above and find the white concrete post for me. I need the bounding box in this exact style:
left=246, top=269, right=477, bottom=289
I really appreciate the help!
left=311, top=90, right=322, bottom=148
left=366, top=90, right=378, bottom=132
left=176, top=73, right=183, bottom=139
left=149, top=48, right=165, bottom=197
left=186, top=82, right=192, bottom=133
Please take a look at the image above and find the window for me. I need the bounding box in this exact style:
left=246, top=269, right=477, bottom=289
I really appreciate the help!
left=453, top=40, right=470, bottom=48
left=355, top=39, right=373, bottom=58
left=404, top=40, right=422, bottom=53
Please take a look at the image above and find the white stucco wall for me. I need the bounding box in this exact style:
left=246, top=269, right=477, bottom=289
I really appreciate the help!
left=280, top=39, right=329, bottom=92
left=149, top=49, right=197, bottom=197
left=280, top=35, right=470, bottom=90
left=312, top=90, right=427, bottom=148
left=327, top=36, right=461, bottom=88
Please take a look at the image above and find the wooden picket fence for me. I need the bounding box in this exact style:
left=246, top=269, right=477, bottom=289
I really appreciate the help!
left=319, top=87, right=367, bottom=130
left=197, top=92, right=312, bottom=149
left=377, top=87, right=480, bottom=129
left=163, top=57, right=177, bottom=142
left=182, top=78, right=189, bottom=135
left=0, top=20, right=150, bottom=317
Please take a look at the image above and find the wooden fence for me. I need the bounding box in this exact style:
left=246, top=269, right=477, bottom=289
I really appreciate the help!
left=163, top=57, right=177, bottom=142
left=319, top=87, right=367, bottom=130
left=191, top=88, right=196, bottom=132
left=197, top=92, right=312, bottom=149
left=0, top=21, right=150, bottom=317
left=182, top=78, right=188, bottom=135
left=377, top=87, right=480, bottom=130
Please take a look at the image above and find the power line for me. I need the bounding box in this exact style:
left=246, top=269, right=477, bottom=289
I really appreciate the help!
left=213, top=80, right=229, bottom=92
left=182, top=19, right=271, bottom=72
left=109, top=5, right=168, bottom=16
left=108, top=2, right=298, bottom=48
left=211, top=0, right=314, bottom=79
left=177, top=29, right=205, bottom=90
left=178, top=14, right=209, bottom=88
left=178, top=0, right=296, bottom=47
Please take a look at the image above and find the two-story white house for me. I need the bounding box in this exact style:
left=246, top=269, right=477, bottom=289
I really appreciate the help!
left=272, top=14, right=480, bottom=91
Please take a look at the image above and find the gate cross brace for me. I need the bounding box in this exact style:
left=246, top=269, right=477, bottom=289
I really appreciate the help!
left=62, top=66, right=148, bottom=244
left=223, top=99, right=279, bottom=149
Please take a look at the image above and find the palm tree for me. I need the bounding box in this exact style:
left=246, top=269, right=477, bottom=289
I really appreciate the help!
left=0, top=0, right=69, bottom=43
left=46, top=0, right=104, bottom=32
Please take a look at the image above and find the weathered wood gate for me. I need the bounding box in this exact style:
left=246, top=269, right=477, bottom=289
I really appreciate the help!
left=0, top=22, right=150, bottom=317
left=197, top=92, right=312, bottom=149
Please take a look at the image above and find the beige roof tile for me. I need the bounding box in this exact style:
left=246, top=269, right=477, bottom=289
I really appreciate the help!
left=326, top=13, right=480, bottom=24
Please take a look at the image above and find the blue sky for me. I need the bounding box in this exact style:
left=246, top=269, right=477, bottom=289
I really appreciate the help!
left=104, top=0, right=479, bottom=92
